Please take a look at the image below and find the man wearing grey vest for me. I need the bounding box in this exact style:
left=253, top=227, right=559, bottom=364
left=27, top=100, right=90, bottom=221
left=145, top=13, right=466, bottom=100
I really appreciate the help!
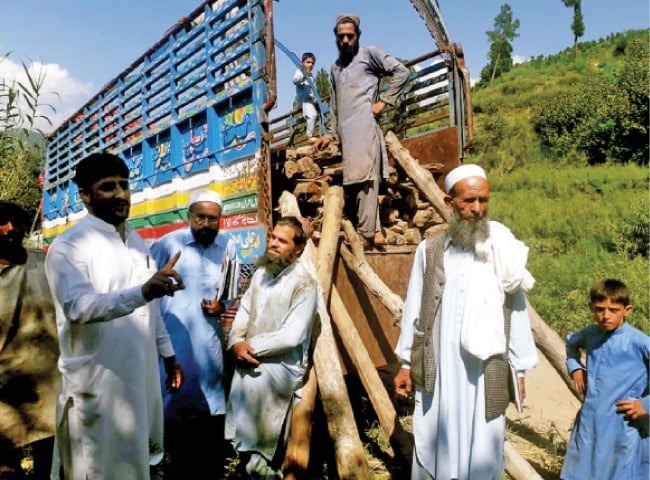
left=393, top=164, right=538, bottom=480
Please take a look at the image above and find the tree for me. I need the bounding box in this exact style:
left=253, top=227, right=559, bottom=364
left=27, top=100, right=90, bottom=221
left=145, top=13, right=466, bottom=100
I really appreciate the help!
left=314, top=68, right=332, bottom=101
left=563, top=0, right=585, bottom=55
left=479, top=3, right=520, bottom=86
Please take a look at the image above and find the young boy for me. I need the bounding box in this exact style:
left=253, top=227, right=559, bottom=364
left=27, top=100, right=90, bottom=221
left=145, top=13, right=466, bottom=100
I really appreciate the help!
left=292, top=52, right=318, bottom=143
left=561, top=279, right=649, bottom=480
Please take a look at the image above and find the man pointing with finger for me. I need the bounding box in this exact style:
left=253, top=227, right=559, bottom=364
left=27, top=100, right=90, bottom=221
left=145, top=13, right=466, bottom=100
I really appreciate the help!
left=45, top=152, right=184, bottom=480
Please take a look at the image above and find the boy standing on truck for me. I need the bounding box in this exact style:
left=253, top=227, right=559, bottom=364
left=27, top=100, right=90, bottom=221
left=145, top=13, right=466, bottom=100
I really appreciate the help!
left=561, top=279, right=649, bottom=480
left=293, top=52, right=319, bottom=144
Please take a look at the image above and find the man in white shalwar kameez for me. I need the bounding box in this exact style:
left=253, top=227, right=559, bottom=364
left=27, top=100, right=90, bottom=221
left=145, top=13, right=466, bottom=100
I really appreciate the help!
left=45, top=153, right=184, bottom=480
left=394, top=164, right=539, bottom=480
left=225, top=217, right=318, bottom=479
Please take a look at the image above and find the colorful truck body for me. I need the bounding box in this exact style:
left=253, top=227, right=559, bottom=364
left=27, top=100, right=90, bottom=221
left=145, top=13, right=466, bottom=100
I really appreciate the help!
left=42, top=0, right=472, bottom=364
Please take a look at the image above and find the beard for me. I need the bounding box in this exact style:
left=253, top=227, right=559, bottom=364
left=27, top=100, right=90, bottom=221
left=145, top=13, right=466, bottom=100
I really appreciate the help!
left=257, top=252, right=296, bottom=278
left=447, top=209, right=490, bottom=257
left=337, top=42, right=359, bottom=64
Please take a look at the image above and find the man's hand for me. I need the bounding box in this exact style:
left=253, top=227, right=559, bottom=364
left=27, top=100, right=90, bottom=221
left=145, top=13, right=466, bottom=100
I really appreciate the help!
left=201, top=298, right=225, bottom=317
left=371, top=100, right=387, bottom=117
left=616, top=398, right=648, bottom=423
left=571, top=369, right=587, bottom=395
left=163, top=355, right=183, bottom=392
left=142, top=251, right=185, bottom=300
left=394, top=367, right=412, bottom=399
left=311, top=137, right=330, bottom=153
left=232, top=341, right=260, bottom=367
left=519, top=377, right=526, bottom=403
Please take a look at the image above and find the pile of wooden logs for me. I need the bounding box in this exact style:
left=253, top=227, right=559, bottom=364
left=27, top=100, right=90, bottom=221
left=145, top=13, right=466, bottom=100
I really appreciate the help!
left=282, top=132, right=452, bottom=244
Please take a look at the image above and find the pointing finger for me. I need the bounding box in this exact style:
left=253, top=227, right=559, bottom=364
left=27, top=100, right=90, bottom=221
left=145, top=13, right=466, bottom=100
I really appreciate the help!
left=163, top=251, right=181, bottom=271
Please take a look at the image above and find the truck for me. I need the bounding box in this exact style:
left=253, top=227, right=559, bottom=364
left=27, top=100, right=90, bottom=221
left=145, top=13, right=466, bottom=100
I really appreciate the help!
left=42, top=0, right=473, bottom=368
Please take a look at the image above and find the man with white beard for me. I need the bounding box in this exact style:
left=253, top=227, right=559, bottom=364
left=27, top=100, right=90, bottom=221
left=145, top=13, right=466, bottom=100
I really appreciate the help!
left=394, top=164, right=539, bottom=479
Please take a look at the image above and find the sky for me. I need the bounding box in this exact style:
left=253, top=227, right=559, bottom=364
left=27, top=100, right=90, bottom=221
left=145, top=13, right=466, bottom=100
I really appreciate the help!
left=1, top=0, right=647, bottom=133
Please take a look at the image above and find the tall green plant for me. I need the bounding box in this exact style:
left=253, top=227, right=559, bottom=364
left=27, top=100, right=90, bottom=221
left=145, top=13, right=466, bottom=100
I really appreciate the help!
left=0, top=53, right=55, bottom=226
left=562, top=0, right=585, bottom=56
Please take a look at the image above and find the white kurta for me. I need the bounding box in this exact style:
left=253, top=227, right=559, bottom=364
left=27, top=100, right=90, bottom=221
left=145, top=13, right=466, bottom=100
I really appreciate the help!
left=395, top=227, right=538, bottom=480
left=225, top=258, right=318, bottom=462
left=45, top=214, right=174, bottom=480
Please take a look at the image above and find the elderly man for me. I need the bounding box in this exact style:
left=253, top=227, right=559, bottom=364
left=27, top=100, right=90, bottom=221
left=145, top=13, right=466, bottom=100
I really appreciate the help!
left=45, top=152, right=183, bottom=480
left=393, top=164, right=539, bottom=479
left=225, top=216, right=318, bottom=479
left=150, top=190, right=239, bottom=479
left=0, top=201, right=58, bottom=479
left=313, top=13, right=410, bottom=248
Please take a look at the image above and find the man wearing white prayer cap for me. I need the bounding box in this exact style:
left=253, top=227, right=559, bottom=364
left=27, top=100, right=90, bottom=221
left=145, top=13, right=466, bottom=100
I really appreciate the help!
left=150, top=189, right=239, bottom=477
left=394, top=164, right=538, bottom=479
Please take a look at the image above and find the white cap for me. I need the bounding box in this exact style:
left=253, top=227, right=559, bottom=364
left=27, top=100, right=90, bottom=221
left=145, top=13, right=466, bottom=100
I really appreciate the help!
left=444, top=164, right=487, bottom=193
left=189, top=190, right=223, bottom=207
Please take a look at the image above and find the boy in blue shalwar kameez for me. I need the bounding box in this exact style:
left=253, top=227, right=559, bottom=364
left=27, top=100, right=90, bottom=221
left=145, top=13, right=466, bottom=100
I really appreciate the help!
left=561, top=279, right=649, bottom=480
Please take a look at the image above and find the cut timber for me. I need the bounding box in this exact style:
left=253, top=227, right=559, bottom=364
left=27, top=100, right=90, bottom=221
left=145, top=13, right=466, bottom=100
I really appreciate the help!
left=341, top=220, right=404, bottom=325
left=329, top=284, right=412, bottom=467
left=284, top=188, right=371, bottom=480
left=504, top=441, right=545, bottom=480
left=385, top=130, right=451, bottom=222
left=527, top=298, right=582, bottom=401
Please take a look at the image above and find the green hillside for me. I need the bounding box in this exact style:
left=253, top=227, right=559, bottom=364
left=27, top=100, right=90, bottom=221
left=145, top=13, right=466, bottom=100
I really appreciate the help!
left=467, top=29, right=649, bottom=337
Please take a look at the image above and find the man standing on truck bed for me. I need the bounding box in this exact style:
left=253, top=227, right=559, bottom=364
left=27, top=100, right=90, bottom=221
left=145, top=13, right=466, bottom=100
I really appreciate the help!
left=313, top=13, right=409, bottom=249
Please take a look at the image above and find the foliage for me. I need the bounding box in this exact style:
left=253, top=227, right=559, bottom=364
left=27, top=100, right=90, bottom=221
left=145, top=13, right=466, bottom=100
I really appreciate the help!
left=531, top=36, right=649, bottom=165
left=470, top=29, right=648, bottom=168
left=0, top=53, right=54, bottom=228
left=478, top=3, right=520, bottom=86
left=314, top=67, right=332, bottom=100
left=488, top=163, right=649, bottom=338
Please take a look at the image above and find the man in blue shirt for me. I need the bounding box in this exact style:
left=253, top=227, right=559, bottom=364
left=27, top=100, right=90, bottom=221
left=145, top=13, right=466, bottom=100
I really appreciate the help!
left=151, top=190, right=239, bottom=479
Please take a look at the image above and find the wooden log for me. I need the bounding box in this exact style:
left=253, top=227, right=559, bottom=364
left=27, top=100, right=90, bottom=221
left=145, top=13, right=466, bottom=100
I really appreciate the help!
left=341, top=220, right=404, bottom=325
left=330, top=285, right=398, bottom=439
left=385, top=130, right=452, bottom=222
left=527, top=298, right=582, bottom=400
left=504, top=441, right=545, bottom=480
left=284, top=188, right=371, bottom=480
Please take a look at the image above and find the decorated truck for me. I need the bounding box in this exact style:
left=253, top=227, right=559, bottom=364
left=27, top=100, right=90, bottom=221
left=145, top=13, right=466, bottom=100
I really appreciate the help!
left=42, top=0, right=473, bottom=366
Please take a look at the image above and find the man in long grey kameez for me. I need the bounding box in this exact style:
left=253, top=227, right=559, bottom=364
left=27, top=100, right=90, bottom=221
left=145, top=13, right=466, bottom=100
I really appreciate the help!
left=225, top=217, right=318, bottom=479
left=314, top=14, right=409, bottom=247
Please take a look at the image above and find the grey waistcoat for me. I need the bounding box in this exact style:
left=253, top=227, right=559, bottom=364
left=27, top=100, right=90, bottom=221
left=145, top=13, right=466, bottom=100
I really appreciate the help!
left=410, top=233, right=513, bottom=421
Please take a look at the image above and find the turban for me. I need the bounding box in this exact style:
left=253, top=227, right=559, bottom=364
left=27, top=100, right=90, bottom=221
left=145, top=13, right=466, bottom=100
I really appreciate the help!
left=189, top=190, right=223, bottom=208
left=444, top=164, right=487, bottom=193
left=335, top=13, right=360, bottom=29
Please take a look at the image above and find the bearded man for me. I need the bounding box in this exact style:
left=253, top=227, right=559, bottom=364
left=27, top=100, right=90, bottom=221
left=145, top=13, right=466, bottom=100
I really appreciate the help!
left=313, top=13, right=409, bottom=248
left=393, top=164, right=539, bottom=479
left=150, top=190, right=239, bottom=479
left=225, top=216, right=318, bottom=478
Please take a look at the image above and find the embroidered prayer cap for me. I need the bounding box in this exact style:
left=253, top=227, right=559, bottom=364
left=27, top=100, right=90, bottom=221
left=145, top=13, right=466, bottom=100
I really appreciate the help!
left=189, top=190, right=223, bottom=208
left=444, top=164, right=488, bottom=193
left=73, top=152, right=129, bottom=189
left=335, top=13, right=361, bottom=29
